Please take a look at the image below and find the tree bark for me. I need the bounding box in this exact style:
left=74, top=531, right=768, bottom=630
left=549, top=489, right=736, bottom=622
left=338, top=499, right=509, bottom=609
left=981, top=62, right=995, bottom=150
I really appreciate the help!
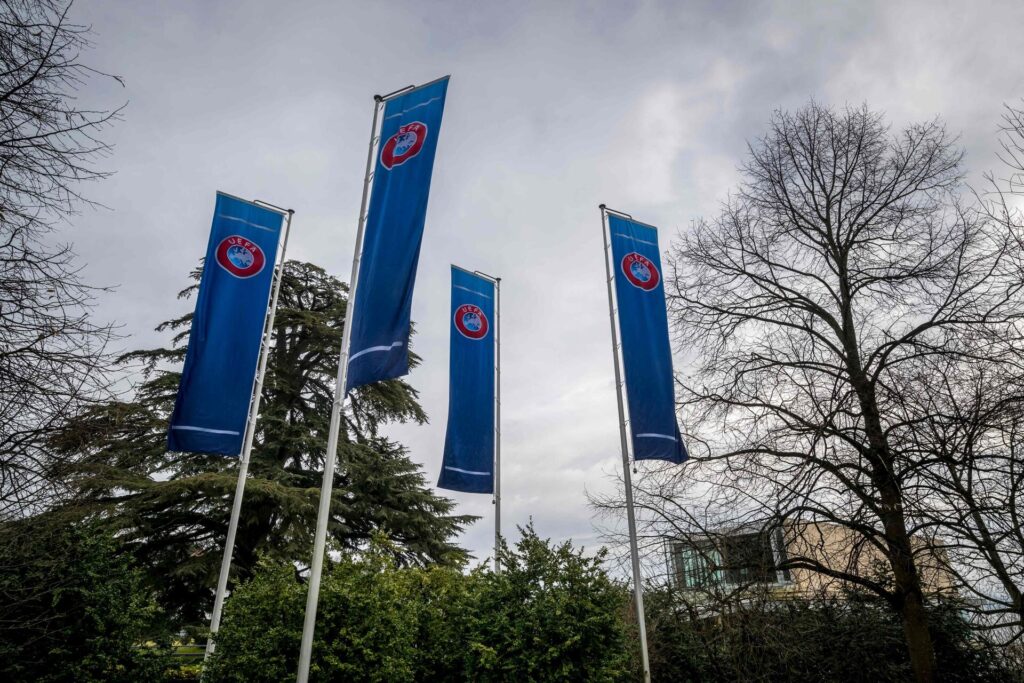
left=876, top=477, right=936, bottom=683
left=854, top=372, right=937, bottom=682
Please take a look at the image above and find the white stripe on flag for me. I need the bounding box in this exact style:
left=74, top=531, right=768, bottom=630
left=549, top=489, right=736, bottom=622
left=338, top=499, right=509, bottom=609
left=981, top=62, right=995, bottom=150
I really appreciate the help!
left=614, top=232, right=658, bottom=247
left=348, top=341, right=403, bottom=363
left=384, top=96, right=443, bottom=120
left=444, top=466, right=490, bottom=476
left=170, top=425, right=241, bottom=435
left=217, top=215, right=278, bottom=233
left=636, top=433, right=677, bottom=441
left=453, top=284, right=490, bottom=298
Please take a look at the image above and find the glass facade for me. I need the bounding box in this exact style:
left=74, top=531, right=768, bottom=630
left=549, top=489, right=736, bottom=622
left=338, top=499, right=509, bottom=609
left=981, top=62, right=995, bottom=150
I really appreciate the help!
left=673, top=530, right=790, bottom=589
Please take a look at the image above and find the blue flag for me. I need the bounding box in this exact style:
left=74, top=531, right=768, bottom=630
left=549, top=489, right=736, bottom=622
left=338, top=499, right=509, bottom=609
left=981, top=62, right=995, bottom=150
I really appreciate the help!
left=438, top=267, right=495, bottom=493
left=168, top=193, right=284, bottom=456
left=346, top=76, right=449, bottom=391
left=608, top=214, right=688, bottom=463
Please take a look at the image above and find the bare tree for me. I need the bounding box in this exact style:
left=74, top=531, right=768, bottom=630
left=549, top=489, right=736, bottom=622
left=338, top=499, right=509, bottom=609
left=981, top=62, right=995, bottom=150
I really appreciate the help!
left=621, top=102, right=1024, bottom=683
left=0, top=0, right=122, bottom=516
left=896, top=350, right=1024, bottom=644
left=882, top=104, right=1024, bottom=644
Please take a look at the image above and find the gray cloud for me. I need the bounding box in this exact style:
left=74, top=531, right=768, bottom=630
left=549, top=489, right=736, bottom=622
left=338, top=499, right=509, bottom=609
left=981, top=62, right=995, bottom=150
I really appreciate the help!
left=66, top=0, right=1024, bottom=565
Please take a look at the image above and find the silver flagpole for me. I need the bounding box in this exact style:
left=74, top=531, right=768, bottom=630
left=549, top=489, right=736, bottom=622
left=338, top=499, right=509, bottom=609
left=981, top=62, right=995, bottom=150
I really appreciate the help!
left=475, top=271, right=501, bottom=573
left=494, top=276, right=501, bottom=574
left=599, top=204, right=652, bottom=683
left=203, top=202, right=293, bottom=666
left=296, top=83, right=409, bottom=682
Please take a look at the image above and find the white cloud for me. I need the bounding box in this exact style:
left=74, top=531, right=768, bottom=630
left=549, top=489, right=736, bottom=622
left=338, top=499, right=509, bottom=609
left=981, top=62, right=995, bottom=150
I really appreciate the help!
left=61, top=0, right=1024, bottom=571
left=607, top=60, right=746, bottom=208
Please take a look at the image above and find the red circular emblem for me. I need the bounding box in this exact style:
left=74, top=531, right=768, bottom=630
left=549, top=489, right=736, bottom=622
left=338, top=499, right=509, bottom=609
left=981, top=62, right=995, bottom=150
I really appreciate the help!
left=621, top=252, right=660, bottom=291
left=215, top=236, right=266, bottom=278
left=380, top=122, right=427, bottom=170
left=454, top=304, right=489, bottom=340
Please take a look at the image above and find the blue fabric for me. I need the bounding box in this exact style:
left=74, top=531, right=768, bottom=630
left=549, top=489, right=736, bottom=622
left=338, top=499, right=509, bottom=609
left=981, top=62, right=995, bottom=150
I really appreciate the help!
left=168, top=193, right=283, bottom=455
left=438, top=267, right=495, bottom=493
left=608, top=214, right=687, bottom=463
left=346, top=77, right=449, bottom=391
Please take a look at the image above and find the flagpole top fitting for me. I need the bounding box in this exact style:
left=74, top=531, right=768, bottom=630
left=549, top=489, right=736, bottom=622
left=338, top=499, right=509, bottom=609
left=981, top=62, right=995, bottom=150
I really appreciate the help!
left=253, top=198, right=292, bottom=215
left=601, top=205, right=635, bottom=219
left=378, top=84, right=416, bottom=102
left=473, top=269, right=500, bottom=284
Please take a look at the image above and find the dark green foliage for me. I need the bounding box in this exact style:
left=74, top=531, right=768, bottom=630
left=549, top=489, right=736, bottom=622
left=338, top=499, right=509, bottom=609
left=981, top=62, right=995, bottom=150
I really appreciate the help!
left=205, top=525, right=630, bottom=682
left=51, top=261, right=472, bottom=626
left=467, top=524, right=630, bottom=682
left=639, top=586, right=1020, bottom=683
left=205, top=555, right=424, bottom=683
left=0, top=514, right=172, bottom=683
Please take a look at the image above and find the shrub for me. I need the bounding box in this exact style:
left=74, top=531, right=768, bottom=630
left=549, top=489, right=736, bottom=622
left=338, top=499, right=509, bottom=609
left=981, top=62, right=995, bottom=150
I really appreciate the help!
left=206, top=525, right=630, bottom=682
left=0, top=515, right=172, bottom=682
left=466, top=524, right=629, bottom=682
left=639, top=586, right=1020, bottom=682
left=205, top=556, right=421, bottom=683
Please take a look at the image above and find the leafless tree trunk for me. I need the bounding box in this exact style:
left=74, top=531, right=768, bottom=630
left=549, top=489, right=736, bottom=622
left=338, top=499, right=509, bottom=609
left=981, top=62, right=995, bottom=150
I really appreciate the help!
left=0, top=0, right=122, bottom=516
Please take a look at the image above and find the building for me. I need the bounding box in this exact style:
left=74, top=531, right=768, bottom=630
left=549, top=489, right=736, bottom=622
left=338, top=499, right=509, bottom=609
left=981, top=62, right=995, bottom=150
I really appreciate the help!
left=666, top=521, right=956, bottom=597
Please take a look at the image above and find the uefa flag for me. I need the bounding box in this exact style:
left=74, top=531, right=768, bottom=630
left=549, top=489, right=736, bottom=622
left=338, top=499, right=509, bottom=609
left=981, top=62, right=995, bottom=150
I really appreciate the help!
left=608, top=213, right=688, bottom=463
left=438, top=267, right=495, bottom=493
left=346, top=76, right=449, bottom=391
left=168, top=193, right=284, bottom=455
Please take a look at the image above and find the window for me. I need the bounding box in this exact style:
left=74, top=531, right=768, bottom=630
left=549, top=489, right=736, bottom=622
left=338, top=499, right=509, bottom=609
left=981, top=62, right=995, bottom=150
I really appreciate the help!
left=677, top=544, right=722, bottom=589
left=721, top=532, right=776, bottom=584
left=673, top=530, right=790, bottom=589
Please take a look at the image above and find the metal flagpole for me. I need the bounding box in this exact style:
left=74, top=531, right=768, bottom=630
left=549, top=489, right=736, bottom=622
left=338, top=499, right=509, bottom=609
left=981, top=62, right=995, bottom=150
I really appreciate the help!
left=476, top=271, right=501, bottom=573
left=494, top=277, right=501, bottom=574
left=203, top=202, right=294, bottom=664
left=599, top=204, right=652, bottom=683
left=296, top=82, right=413, bottom=683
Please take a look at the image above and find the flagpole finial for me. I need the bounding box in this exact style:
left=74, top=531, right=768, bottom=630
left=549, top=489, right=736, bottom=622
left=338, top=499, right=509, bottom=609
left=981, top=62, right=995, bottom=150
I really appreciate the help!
left=373, top=94, right=383, bottom=102
left=599, top=203, right=607, bottom=210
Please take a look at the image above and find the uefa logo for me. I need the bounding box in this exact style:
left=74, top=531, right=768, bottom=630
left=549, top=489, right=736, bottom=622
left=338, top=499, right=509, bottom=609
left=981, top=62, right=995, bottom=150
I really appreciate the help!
left=454, top=303, right=489, bottom=340
left=381, top=122, right=428, bottom=170
left=621, top=252, right=660, bottom=291
left=215, top=236, right=266, bottom=279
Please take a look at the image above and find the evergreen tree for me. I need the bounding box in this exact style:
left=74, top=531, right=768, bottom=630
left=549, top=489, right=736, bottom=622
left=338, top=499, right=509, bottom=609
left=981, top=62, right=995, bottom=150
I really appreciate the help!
left=51, top=260, right=472, bottom=625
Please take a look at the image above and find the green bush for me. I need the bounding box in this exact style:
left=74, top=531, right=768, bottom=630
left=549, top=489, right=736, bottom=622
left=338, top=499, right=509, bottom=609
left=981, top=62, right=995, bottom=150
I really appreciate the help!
left=466, top=526, right=629, bottom=682
left=204, top=556, right=416, bottom=683
left=206, top=525, right=629, bottom=682
left=639, top=586, right=1020, bottom=683
left=0, top=515, right=172, bottom=683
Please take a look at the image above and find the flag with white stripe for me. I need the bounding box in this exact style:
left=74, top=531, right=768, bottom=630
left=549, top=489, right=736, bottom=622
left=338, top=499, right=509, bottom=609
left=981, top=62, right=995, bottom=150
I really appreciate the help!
left=608, top=213, right=687, bottom=463
left=438, top=266, right=495, bottom=493
left=345, top=76, right=449, bottom=390
left=168, top=192, right=284, bottom=455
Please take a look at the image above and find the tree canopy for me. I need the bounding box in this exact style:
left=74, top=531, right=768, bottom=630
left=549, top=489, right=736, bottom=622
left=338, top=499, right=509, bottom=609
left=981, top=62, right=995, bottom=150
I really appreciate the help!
left=0, top=0, right=123, bottom=516
left=52, top=260, right=473, bottom=625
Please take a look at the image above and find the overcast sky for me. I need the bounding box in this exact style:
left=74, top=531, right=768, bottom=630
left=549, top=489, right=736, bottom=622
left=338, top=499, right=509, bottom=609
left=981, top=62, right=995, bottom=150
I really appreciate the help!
left=67, top=0, right=1024, bottom=567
